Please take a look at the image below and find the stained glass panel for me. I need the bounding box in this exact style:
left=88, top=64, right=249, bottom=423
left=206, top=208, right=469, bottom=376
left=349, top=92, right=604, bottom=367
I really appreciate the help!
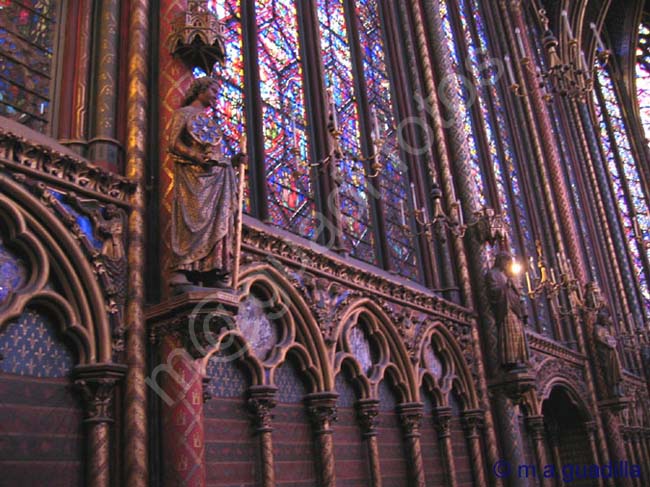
left=256, top=0, right=316, bottom=238
left=0, top=0, right=58, bottom=132
left=594, top=66, right=650, bottom=310
left=439, top=1, right=487, bottom=210
left=636, top=22, right=650, bottom=142
left=318, top=0, right=375, bottom=263
left=356, top=0, right=417, bottom=279
left=205, top=0, right=249, bottom=212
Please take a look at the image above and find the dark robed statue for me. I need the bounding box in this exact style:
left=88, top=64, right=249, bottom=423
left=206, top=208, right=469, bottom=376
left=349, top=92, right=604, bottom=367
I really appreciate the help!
left=168, top=77, right=241, bottom=289
left=585, top=282, right=624, bottom=397
left=486, top=251, right=529, bottom=369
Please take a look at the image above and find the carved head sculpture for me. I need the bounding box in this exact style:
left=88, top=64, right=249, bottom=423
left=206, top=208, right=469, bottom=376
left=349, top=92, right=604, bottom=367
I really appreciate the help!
left=493, top=250, right=512, bottom=273
left=183, top=77, right=219, bottom=107
left=584, top=281, right=603, bottom=310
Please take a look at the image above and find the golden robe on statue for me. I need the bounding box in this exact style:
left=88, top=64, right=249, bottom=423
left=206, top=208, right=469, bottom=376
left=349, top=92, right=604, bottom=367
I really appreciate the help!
left=168, top=105, right=237, bottom=275
left=486, top=252, right=529, bottom=368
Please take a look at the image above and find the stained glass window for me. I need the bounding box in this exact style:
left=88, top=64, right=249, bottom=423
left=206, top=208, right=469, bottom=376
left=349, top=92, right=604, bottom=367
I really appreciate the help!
left=355, top=0, right=417, bottom=278
left=0, top=0, right=60, bottom=133
left=256, top=0, right=316, bottom=237
left=594, top=65, right=650, bottom=311
left=636, top=20, right=650, bottom=142
left=318, top=0, right=375, bottom=264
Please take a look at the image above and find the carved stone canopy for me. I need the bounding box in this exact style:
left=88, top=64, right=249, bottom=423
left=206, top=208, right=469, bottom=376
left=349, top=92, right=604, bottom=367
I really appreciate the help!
left=168, top=0, right=226, bottom=73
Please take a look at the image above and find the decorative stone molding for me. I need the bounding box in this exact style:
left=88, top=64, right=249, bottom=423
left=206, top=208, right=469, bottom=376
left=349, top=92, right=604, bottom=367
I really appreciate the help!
left=461, top=409, right=485, bottom=436
left=146, top=290, right=240, bottom=358
left=0, top=120, right=135, bottom=204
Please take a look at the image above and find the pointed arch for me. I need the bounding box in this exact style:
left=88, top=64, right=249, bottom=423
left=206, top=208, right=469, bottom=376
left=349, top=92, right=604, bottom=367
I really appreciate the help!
left=0, top=176, right=110, bottom=363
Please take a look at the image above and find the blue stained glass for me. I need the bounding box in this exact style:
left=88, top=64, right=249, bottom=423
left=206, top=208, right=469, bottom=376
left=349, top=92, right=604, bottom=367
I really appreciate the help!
left=0, top=239, right=28, bottom=305
left=594, top=67, right=650, bottom=309
left=356, top=0, right=417, bottom=279
left=439, top=1, right=487, bottom=210
left=0, top=1, right=57, bottom=133
left=205, top=0, right=249, bottom=211
left=318, top=0, right=375, bottom=263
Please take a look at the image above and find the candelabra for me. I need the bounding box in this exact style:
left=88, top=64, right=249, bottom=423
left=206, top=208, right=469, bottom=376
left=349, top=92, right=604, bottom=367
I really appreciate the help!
left=311, top=91, right=385, bottom=177
left=525, top=241, right=583, bottom=311
left=409, top=182, right=465, bottom=239
left=505, top=8, right=609, bottom=102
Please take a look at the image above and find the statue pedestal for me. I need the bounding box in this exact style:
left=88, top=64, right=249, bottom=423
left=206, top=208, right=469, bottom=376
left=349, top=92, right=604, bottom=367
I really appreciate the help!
left=491, top=367, right=536, bottom=401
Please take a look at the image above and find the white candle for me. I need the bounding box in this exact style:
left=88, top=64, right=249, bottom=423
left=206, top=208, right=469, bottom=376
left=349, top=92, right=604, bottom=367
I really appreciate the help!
left=556, top=252, right=564, bottom=274
left=457, top=200, right=464, bottom=226
left=240, top=131, right=247, bottom=154
left=526, top=271, right=532, bottom=294
left=562, top=10, right=574, bottom=40
left=550, top=267, right=557, bottom=283
left=292, top=116, right=299, bottom=149
left=422, top=205, right=429, bottom=225
left=329, top=91, right=339, bottom=132
left=400, top=201, right=406, bottom=226
left=590, top=23, right=605, bottom=52
left=580, top=50, right=589, bottom=73
left=372, top=108, right=380, bottom=140
left=515, top=28, right=526, bottom=58
left=411, top=182, right=419, bottom=209
left=529, top=256, right=537, bottom=279
left=504, top=55, right=516, bottom=85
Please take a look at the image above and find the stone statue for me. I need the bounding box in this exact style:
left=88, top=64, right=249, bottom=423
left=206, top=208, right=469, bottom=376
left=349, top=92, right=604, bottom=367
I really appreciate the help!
left=486, top=251, right=529, bottom=369
left=167, top=77, right=243, bottom=290
left=594, top=304, right=624, bottom=398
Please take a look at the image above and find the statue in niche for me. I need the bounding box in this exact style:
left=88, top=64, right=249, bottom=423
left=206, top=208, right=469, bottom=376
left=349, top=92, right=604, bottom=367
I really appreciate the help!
left=486, top=250, right=529, bottom=369
left=585, top=282, right=624, bottom=397
left=168, top=77, right=244, bottom=290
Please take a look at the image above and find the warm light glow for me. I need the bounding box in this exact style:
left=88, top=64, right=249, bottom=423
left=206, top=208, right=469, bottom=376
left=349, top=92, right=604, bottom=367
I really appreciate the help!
left=510, top=260, right=523, bottom=275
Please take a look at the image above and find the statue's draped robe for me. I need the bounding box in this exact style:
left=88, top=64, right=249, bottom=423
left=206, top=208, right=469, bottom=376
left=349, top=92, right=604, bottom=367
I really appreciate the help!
left=486, top=268, right=529, bottom=366
left=168, top=105, right=237, bottom=274
left=595, top=324, right=623, bottom=396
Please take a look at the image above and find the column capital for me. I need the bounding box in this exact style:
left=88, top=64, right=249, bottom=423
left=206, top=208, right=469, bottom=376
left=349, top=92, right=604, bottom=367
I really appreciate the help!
left=462, top=409, right=485, bottom=436
left=398, top=402, right=424, bottom=438
left=305, top=392, right=338, bottom=434
left=525, top=415, right=546, bottom=440
left=356, top=399, right=380, bottom=438
left=248, top=385, right=277, bottom=433
left=73, top=363, right=126, bottom=424
left=433, top=406, right=453, bottom=438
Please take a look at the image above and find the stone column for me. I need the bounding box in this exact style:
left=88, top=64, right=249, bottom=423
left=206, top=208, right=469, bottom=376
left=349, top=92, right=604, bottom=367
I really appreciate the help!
left=584, top=421, right=605, bottom=487
left=433, top=407, right=457, bottom=487
left=306, top=392, right=338, bottom=487
left=124, top=0, right=149, bottom=484
left=398, top=403, right=426, bottom=487
left=248, top=386, right=277, bottom=487
left=88, top=0, right=122, bottom=171
left=462, top=410, right=487, bottom=487
left=73, top=364, right=126, bottom=487
left=525, top=416, right=553, bottom=487
left=357, top=399, right=382, bottom=487
left=159, top=334, right=206, bottom=487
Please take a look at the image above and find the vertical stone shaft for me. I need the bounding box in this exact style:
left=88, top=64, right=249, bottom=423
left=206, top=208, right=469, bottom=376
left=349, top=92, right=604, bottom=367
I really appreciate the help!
left=124, top=0, right=149, bottom=484
left=398, top=403, right=426, bottom=487
left=434, top=408, right=457, bottom=487
left=462, top=410, right=487, bottom=487
left=159, top=336, right=206, bottom=487
left=306, top=393, right=338, bottom=487
left=357, top=400, right=382, bottom=487
left=526, top=416, right=553, bottom=487
left=248, top=386, right=277, bottom=487
left=89, top=0, right=122, bottom=170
